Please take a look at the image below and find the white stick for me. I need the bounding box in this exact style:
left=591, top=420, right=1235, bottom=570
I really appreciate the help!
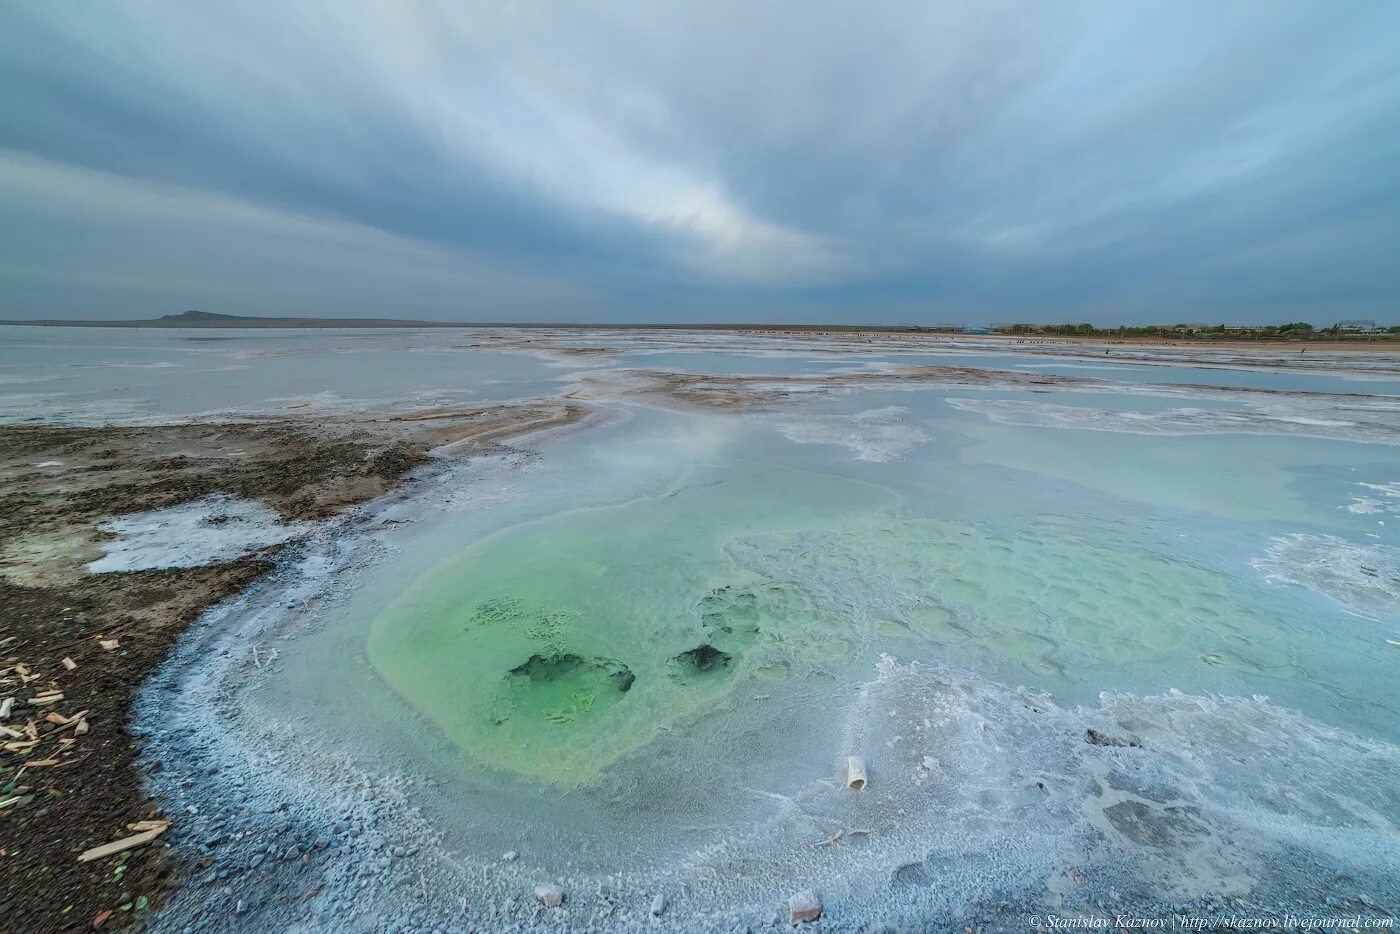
left=845, top=755, right=868, bottom=790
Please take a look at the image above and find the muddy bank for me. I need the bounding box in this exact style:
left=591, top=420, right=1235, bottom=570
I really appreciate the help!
left=471, top=326, right=1400, bottom=379
left=564, top=363, right=1099, bottom=412
left=0, top=401, right=587, bottom=932
left=565, top=362, right=1400, bottom=416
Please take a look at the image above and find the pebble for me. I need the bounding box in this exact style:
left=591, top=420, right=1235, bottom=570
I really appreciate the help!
left=534, top=884, right=565, bottom=908
left=651, top=893, right=666, bottom=917
left=789, top=890, right=822, bottom=924
left=393, top=846, right=407, bottom=858
left=501, top=850, right=518, bottom=862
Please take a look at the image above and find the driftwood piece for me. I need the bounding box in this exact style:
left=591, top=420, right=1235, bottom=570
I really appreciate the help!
left=77, top=823, right=169, bottom=863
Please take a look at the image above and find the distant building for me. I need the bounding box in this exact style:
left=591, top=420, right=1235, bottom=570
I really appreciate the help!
left=959, top=327, right=992, bottom=335
left=1336, top=319, right=1378, bottom=332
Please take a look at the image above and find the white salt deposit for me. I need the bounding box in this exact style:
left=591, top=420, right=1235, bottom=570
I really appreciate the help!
left=87, top=495, right=311, bottom=573
left=1252, top=533, right=1400, bottom=622
left=947, top=397, right=1400, bottom=444
left=772, top=406, right=931, bottom=461
left=1345, top=480, right=1400, bottom=515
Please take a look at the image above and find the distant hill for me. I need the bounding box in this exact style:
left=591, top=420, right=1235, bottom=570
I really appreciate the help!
left=0, top=310, right=491, bottom=329
left=160, top=311, right=245, bottom=322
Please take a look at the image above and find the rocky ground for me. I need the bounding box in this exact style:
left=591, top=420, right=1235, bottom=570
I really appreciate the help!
left=0, top=401, right=585, bottom=932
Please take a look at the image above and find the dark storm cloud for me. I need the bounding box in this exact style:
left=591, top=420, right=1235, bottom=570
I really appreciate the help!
left=1, top=1, right=1396, bottom=322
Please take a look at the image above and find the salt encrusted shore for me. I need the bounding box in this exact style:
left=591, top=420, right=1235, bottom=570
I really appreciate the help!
left=0, top=400, right=587, bottom=931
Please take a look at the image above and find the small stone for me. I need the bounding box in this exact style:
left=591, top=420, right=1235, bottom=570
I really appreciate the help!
left=651, top=893, right=667, bottom=916
left=501, top=850, right=518, bottom=862
left=534, top=884, right=565, bottom=908
left=393, top=846, right=406, bottom=858
left=788, top=890, right=822, bottom=924
left=283, top=846, right=300, bottom=861
left=250, top=854, right=265, bottom=869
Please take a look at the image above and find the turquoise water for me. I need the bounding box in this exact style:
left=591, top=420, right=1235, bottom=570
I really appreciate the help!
left=362, top=388, right=1400, bottom=782
left=368, top=459, right=894, bottom=780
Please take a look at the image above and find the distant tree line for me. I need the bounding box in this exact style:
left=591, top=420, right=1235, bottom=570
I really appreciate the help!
left=999, top=321, right=1398, bottom=339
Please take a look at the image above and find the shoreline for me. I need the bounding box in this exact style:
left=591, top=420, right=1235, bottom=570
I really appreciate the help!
left=0, top=400, right=590, bottom=931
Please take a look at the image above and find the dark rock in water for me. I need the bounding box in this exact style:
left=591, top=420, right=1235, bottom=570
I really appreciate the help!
left=671, top=643, right=732, bottom=677
left=510, top=653, right=586, bottom=683
left=499, top=653, right=636, bottom=726
left=508, top=653, right=634, bottom=694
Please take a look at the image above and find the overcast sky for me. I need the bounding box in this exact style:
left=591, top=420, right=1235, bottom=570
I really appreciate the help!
left=2, top=1, right=1397, bottom=324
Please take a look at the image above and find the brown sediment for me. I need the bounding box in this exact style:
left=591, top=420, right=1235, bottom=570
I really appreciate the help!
left=455, top=337, right=626, bottom=359
left=469, top=326, right=1400, bottom=375
left=567, top=362, right=1400, bottom=415
left=566, top=364, right=1098, bottom=412
left=0, top=400, right=588, bottom=932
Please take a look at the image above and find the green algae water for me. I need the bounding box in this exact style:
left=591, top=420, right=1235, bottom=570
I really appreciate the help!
left=368, top=462, right=896, bottom=780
